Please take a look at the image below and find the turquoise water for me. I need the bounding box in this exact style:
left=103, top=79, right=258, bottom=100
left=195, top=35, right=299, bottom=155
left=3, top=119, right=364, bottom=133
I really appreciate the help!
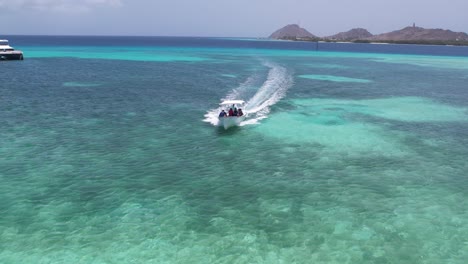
left=1, top=37, right=468, bottom=263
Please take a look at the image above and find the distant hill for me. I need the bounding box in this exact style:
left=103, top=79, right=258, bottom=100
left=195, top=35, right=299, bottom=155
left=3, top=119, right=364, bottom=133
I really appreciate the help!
left=269, top=24, right=317, bottom=39
left=325, top=28, right=373, bottom=41
left=269, top=24, right=468, bottom=46
left=367, top=26, right=468, bottom=42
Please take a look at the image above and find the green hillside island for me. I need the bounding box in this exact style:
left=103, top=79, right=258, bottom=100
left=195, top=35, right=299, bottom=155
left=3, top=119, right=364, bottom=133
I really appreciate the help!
left=269, top=24, right=468, bottom=46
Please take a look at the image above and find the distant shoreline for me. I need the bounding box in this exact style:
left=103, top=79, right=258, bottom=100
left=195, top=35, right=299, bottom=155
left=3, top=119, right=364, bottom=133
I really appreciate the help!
left=5, top=35, right=468, bottom=50
left=276, top=37, right=468, bottom=47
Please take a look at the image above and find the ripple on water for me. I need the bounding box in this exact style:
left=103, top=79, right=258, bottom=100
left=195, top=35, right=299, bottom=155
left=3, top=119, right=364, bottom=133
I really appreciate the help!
left=63, top=82, right=102, bottom=87
left=298, top=74, right=372, bottom=83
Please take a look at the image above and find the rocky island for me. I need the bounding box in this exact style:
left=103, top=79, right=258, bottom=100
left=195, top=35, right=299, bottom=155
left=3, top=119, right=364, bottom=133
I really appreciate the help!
left=365, top=26, right=468, bottom=45
left=270, top=24, right=468, bottom=46
left=325, top=28, right=373, bottom=42
left=269, top=24, right=319, bottom=41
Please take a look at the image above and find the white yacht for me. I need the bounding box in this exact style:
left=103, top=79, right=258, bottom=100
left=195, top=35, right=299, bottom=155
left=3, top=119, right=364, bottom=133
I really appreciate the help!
left=0, top=40, right=24, bottom=60
left=218, top=100, right=246, bottom=129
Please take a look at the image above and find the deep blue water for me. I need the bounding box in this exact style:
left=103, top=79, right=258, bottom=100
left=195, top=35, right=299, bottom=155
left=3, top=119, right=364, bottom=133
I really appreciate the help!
left=1, top=36, right=468, bottom=263
left=7, top=35, right=468, bottom=56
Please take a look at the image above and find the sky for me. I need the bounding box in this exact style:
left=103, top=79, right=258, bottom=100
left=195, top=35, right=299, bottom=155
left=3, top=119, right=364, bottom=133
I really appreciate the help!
left=1, top=0, right=468, bottom=37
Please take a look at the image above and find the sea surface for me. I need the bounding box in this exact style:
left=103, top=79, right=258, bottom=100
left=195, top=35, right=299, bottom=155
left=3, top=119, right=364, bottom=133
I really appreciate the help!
left=1, top=36, right=468, bottom=263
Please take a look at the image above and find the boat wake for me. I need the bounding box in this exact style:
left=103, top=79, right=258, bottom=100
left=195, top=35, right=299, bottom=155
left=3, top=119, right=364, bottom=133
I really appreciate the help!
left=204, top=61, right=293, bottom=127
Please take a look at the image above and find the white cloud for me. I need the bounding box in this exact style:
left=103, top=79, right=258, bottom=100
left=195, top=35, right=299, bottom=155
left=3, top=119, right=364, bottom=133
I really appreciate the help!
left=0, top=0, right=123, bottom=13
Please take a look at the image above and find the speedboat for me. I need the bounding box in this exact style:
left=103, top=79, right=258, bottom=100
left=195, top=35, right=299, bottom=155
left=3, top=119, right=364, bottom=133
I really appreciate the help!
left=218, top=100, right=246, bottom=129
left=0, top=40, right=24, bottom=60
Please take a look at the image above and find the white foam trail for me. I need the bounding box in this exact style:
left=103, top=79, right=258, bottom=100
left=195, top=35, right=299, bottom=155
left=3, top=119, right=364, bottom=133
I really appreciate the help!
left=241, top=62, right=292, bottom=125
left=224, top=75, right=258, bottom=101
left=203, top=62, right=293, bottom=127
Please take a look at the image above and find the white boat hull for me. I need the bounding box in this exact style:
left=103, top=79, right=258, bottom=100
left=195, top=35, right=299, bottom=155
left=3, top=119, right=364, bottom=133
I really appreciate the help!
left=219, top=116, right=245, bottom=129
left=0, top=50, right=23, bottom=60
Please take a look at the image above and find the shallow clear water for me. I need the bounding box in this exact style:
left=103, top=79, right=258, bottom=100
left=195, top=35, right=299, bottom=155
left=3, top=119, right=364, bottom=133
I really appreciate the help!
left=1, top=36, right=468, bottom=263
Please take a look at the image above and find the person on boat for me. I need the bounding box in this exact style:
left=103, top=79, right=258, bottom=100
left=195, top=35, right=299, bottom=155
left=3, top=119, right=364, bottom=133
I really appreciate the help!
left=233, top=108, right=238, bottom=116
left=228, top=108, right=234, bottom=117
left=218, top=110, right=227, bottom=118
left=237, top=109, right=244, bottom=116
